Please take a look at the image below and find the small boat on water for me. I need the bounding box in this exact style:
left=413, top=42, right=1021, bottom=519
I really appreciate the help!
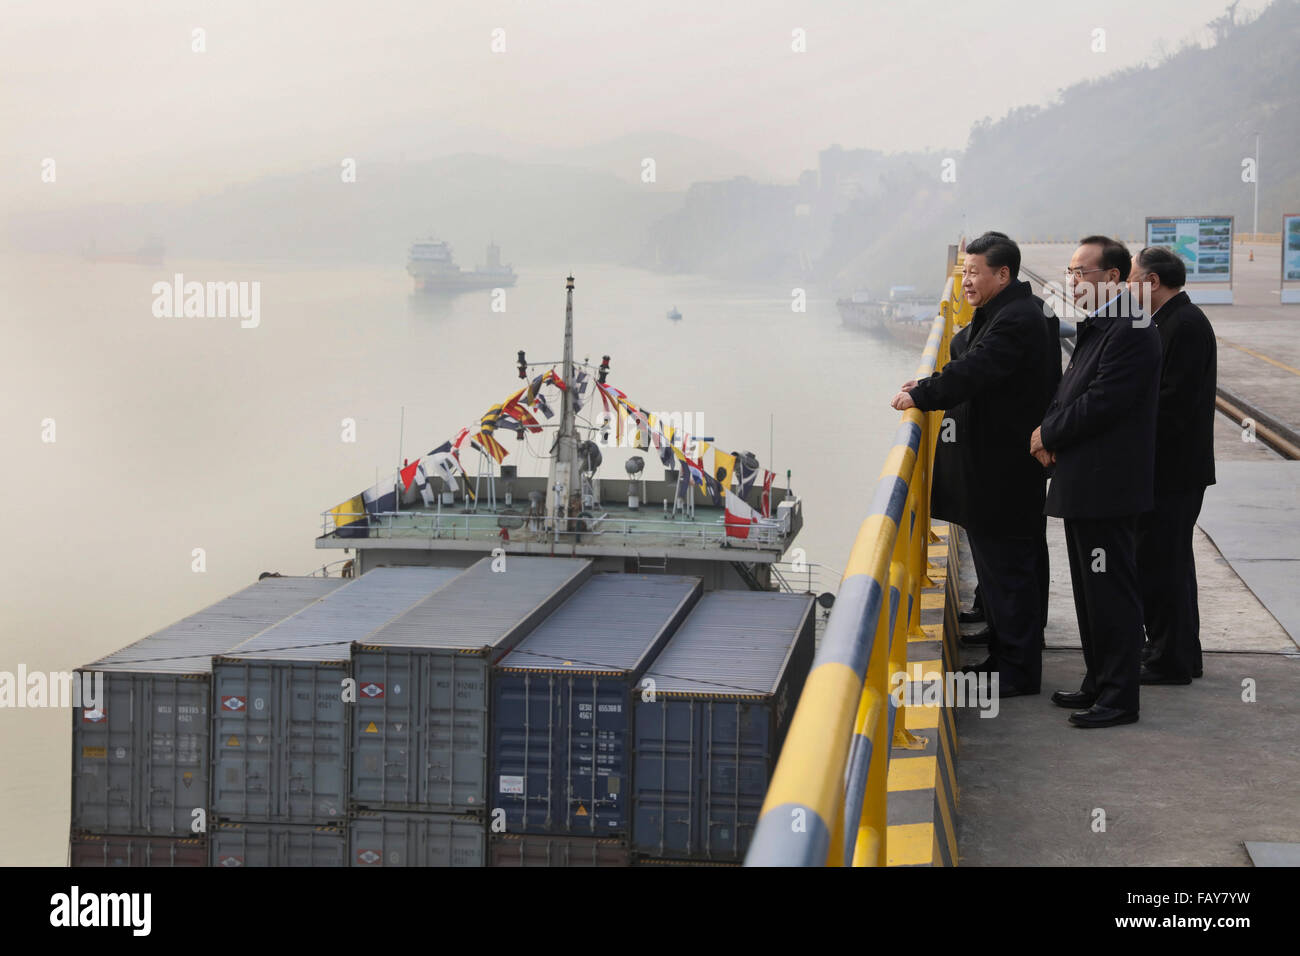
left=667, top=306, right=682, bottom=321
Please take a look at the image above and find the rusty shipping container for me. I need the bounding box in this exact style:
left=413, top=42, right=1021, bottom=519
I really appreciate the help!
left=488, top=833, right=630, bottom=867
left=69, top=832, right=207, bottom=867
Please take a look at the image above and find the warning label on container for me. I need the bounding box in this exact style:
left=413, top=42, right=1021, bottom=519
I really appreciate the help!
left=363, top=721, right=379, bottom=734
left=355, top=849, right=382, bottom=865
left=359, top=682, right=384, bottom=698
left=221, top=696, right=246, bottom=712
left=81, top=746, right=106, bottom=759
left=227, top=735, right=240, bottom=747
left=499, top=775, right=524, bottom=794
left=81, top=708, right=105, bottom=723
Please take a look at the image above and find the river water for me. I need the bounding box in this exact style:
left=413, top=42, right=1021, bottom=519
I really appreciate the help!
left=0, top=253, right=921, bottom=863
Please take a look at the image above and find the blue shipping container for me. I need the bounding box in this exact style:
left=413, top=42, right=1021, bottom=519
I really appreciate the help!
left=632, top=591, right=815, bottom=862
left=492, top=574, right=702, bottom=836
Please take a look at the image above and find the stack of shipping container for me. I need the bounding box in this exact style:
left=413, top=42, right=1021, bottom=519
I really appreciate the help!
left=631, top=590, right=815, bottom=865
left=490, top=573, right=703, bottom=866
left=348, top=556, right=593, bottom=866
left=69, top=576, right=345, bottom=866
left=208, top=566, right=462, bottom=866
left=68, top=564, right=815, bottom=867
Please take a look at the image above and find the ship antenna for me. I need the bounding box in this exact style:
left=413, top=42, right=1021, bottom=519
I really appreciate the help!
left=547, top=274, right=581, bottom=540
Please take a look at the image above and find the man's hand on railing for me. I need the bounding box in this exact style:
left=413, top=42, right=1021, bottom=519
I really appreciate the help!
left=890, top=381, right=918, bottom=411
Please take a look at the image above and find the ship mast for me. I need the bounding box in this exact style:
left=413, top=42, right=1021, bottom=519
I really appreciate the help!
left=547, top=275, right=581, bottom=540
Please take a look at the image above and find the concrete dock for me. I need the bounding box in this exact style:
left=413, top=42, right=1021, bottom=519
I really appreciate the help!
left=952, top=243, right=1300, bottom=866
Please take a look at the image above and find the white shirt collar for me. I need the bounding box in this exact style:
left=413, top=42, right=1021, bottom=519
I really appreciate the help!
left=1090, top=290, right=1125, bottom=319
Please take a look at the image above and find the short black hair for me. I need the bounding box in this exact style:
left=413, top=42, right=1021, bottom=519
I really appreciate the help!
left=1078, top=235, right=1131, bottom=280
left=1135, top=246, right=1186, bottom=289
left=966, top=231, right=1020, bottom=279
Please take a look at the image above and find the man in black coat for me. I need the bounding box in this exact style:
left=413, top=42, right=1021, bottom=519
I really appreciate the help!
left=947, top=263, right=1062, bottom=649
left=948, top=324, right=995, bottom=647
left=1128, top=246, right=1217, bottom=684
left=1030, top=236, right=1162, bottom=728
left=892, top=232, right=1059, bottom=695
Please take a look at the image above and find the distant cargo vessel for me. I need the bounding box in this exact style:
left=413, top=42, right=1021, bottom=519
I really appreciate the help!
left=836, top=285, right=935, bottom=347
left=407, top=238, right=516, bottom=293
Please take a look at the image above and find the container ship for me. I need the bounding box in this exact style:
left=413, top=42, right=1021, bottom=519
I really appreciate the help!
left=407, top=237, right=516, bottom=293
left=68, top=275, right=825, bottom=868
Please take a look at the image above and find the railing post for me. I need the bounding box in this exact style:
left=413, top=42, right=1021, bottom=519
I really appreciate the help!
left=851, top=577, right=894, bottom=865
left=893, top=435, right=928, bottom=751
left=916, top=410, right=936, bottom=588
left=906, top=476, right=927, bottom=640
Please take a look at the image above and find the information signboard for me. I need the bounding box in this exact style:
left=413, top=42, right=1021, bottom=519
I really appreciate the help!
left=1145, top=216, right=1234, bottom=284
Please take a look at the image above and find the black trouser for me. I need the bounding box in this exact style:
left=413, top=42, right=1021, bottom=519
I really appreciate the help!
left=1063, top=514, right=1143, bottom=712
left=1137, top=487, right=1206, bottom=680
left=1035, top=515, right=1050, bottom=631
left=967, top=531, right=1044, bottom=691
left=972, top=518, right=1048, bottom=633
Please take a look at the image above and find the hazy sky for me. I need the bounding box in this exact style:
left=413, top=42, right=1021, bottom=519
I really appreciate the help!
left=2, top=0, right=1269, bottom=209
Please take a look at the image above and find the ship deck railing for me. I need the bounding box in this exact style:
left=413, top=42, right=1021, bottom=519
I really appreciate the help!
left=319, top=504, right=793, bottom=551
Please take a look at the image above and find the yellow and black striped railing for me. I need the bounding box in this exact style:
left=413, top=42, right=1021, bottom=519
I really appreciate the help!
left=746, top=255, right=971, bottom=866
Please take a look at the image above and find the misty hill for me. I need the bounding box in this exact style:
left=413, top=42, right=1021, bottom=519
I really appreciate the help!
left=643, top=0, right=1300, bottom=291
left=521, top=130, right=778, bottom=191
left=956, top=0, right=1300, bottom=241
left=8, top=153, right=680, bottom=268
left=9, top=1, right=1296, bottom=289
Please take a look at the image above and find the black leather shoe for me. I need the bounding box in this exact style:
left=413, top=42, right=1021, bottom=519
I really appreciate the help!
left=961, top=658, right=995, bottom=675
left=960, top=626, right=993, bottom=647
left=1069, top=706, right=1139, bottom=728
left=1140, top=666, right=1192, bottom=686
left=958, top=608, right=985, bottom=624
left=1051, top=689, right=1096, bottom=709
